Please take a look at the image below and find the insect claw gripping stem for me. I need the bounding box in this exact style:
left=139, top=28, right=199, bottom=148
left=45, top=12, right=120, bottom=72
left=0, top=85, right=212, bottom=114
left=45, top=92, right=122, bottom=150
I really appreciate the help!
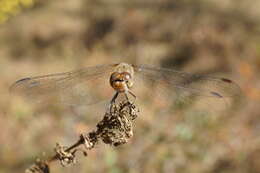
left=25, top=100, right=139, bottom=172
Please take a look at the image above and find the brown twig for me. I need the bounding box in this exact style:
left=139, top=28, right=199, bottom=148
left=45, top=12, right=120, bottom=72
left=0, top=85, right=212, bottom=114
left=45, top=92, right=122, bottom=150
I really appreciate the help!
left=25, top=100, right=139, bottom=173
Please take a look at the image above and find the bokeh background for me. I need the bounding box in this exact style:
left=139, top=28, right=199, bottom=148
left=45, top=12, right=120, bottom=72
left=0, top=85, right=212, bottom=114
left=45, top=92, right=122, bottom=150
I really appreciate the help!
left=1, top=0, right=260, bottom=173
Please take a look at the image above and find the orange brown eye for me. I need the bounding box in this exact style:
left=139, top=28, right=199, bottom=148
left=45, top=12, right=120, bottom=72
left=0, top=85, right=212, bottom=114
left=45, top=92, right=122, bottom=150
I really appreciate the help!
left=125, top=74, right=130, bottom=80
left=121, top=72, right=131, bottom=80
left=110, top=72, right=120, bottom=86
left=110, top=72, right=120, bottom=80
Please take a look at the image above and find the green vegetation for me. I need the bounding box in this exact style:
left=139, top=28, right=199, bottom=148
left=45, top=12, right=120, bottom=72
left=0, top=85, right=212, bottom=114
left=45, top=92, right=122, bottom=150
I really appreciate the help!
left=0, top=0, right=34, bottom=23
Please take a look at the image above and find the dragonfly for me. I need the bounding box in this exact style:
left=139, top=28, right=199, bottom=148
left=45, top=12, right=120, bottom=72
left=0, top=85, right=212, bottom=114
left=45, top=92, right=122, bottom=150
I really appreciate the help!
left=10, top=63, right=241, bottom=109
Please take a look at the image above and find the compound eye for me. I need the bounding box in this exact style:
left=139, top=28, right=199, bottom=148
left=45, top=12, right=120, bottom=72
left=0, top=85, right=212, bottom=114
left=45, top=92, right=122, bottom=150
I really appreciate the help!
left=122, top=72, right=131, bottom=81
left=110, top=72, right=120, bottom=81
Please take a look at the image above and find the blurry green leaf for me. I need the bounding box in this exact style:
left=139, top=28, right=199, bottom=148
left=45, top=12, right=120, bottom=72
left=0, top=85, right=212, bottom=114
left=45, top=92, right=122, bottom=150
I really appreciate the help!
left=0, top=0, right=35, bottom=23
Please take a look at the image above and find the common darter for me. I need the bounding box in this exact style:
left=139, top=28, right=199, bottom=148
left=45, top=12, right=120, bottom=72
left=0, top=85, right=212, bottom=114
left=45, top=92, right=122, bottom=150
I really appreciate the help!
left=10, top=63, right=241, bottom=109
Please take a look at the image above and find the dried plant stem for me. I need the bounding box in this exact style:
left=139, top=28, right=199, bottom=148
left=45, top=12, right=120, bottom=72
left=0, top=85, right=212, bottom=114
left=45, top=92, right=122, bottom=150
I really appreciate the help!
left=26, top=101, right=139, bottom=173
left=48, top=134, right=87, bottom=163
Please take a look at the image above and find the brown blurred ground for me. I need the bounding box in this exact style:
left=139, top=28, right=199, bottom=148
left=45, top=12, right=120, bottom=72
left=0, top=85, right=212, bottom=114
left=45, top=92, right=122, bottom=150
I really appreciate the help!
left=1, top=0, right=260, bottom=173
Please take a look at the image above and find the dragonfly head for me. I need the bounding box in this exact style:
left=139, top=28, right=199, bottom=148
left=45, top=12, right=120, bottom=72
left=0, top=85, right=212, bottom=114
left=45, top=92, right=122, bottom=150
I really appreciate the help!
left=110, top=71, right=133, bottom=92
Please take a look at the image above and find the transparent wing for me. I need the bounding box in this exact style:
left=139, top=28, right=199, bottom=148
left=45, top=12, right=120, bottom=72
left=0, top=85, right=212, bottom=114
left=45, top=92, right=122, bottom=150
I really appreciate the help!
left=10, top=64, right=116, bottom=105
left=132, top=64, right=242, bottom=111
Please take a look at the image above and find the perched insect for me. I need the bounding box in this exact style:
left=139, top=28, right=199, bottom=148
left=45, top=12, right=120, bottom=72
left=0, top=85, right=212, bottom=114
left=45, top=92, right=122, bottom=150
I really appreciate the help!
left=10, top=63, right=241, bottom=108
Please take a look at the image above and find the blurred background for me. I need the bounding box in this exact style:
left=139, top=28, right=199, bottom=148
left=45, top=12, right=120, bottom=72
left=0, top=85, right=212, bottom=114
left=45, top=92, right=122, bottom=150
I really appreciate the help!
left=1, top=0, right=260, bottom=172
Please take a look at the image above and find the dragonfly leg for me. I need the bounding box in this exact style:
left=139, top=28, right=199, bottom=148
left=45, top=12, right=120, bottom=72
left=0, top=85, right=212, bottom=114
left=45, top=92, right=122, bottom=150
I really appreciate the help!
left=123, top=91, right=136, bottom=104
left=110, top=92, right=119, bottom=104
left=128, top=90, right=136, bottom=103
left=124, top=92, right=129, bottom=102
left=109, top=92, right=119, bottom=112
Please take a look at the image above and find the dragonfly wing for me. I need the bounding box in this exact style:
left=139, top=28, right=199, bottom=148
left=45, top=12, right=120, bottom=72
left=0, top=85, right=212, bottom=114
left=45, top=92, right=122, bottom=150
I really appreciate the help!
left=132, top=64, right=242, bottom=110
left=10, top=64, right=116, bottom=105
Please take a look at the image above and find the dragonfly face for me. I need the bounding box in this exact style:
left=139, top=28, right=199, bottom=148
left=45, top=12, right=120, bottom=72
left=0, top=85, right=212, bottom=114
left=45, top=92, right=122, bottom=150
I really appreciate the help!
left=110, top=71, right=133, bottom=93
left=109, top=63, right=135, bottom=94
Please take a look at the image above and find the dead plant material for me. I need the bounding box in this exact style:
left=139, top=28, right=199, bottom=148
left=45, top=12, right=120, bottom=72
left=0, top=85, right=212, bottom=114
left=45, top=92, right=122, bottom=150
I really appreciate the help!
left=25, top=159, right=49, bottom=173
left=25, top=100, right=139, bottom=172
